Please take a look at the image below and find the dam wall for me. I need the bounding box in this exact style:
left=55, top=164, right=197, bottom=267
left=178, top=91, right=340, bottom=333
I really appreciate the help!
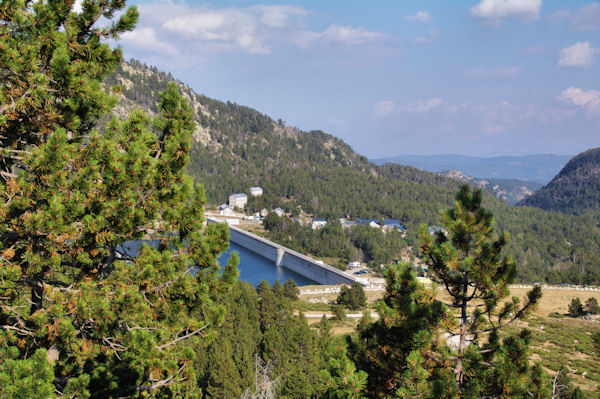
left=208, top=218, right=358, bottom=285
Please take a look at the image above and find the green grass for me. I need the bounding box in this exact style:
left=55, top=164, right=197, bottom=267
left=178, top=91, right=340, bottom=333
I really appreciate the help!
left=505, top=317, right=600, bottom=397
left=292, top=300, right=332, bottom=312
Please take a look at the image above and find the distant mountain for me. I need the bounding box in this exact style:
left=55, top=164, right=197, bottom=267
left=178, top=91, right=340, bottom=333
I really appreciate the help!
left=371, top=154, right=571, bottom=184
left=439, top=170, right=542, bottom=205
left=101, top=59, right=600, bottom=285
left=518, top=148, right=600, bottom=215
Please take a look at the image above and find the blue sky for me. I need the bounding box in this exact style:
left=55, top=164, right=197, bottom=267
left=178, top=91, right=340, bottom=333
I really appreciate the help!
left=108, top=0, right=599, bottom=157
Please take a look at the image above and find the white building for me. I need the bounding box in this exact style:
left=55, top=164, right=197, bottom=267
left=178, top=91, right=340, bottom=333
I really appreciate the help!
left=219, top=204, right=236, bottom=216
left=273, top=207, right=285, bottom=217
left=229, top=193, right=248, bottom=209
left=348, top=261, right=361, bottom=269
left=312, top=218, right=327, bottom=230
left=260, top=208, right=269, bottom=217
left=250, top=187, right=263, bottom=196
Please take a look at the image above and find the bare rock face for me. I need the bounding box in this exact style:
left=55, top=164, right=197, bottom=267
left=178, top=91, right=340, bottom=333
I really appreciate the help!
left=439, top=170, right=542, bottom=205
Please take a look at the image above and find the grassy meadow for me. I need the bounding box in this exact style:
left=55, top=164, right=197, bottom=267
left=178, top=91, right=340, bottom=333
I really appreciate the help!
left=298, top=285, right=600, bottom=396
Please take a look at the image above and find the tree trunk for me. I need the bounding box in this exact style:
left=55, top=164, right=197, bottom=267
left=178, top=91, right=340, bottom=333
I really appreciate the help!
left=455, top=272, right=469, bottom=386
left=30, top=281, right=43, bottom=315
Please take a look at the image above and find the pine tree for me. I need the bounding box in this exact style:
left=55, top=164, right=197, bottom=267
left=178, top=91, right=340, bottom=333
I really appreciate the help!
left=349, top=186, right=545, bottom=398
left=0, top=1, right=238, bottom=397
left=336, top=282, right=367, bottom=310
left=347, top=263, right=446, bottom=397
left=0, top=0, right=137, bottom=177
left=568, top=298, right=584, bottom=317
left=418, top=185, right=542, bottom=396
left=283, top=278, right=299, bottom=301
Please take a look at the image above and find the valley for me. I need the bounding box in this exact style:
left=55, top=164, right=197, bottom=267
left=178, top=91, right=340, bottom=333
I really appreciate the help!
left=103, top=59, right=600, bottom=286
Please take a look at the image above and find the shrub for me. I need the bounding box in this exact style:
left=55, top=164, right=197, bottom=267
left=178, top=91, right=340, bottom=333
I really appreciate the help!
left=585, top=297, right=600, bottom=315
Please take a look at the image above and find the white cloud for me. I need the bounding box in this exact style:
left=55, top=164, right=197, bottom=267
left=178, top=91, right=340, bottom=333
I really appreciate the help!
left=558, top=41, right=597, bottom=68
left=558, top=87, right=600, bottom=117
left=405, top=11, right=431, bottom=23
left=121, top=3, right=388, bottom=62
left=464, top=66, right=522, bottom=78
left=549, top=3, right=600, bottom=31
left=371, top=98, right=443, bottom=119
left=470, top=0, right=542, bottom=25
left=161, top=7, right=274, bottom=54
left=257, top=5, right=307, bottom=28
left=294, top=25, right=386, bottom=48
left=121, top=27, right=177, bottom=55
left=459, top=101, right=577, bottom=134
left=373, top=98, right=577, bottom=136
left=410, top=28, right=439, bottom=44
left=372, top=101, right=396, bottom=118
left=398, top=98, right=443, bottom=113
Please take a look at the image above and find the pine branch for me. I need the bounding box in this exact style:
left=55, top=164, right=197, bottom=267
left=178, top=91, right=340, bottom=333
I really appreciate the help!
left=154, top=324, right=209, bottom=350
left=1, top=324, right=35, bottom=336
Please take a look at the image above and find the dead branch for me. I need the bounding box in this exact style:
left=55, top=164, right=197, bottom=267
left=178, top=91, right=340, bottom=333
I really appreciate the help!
left=154, top=324, right=209, bottom=350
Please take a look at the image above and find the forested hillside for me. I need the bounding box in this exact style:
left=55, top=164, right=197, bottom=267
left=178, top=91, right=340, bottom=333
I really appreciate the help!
left=104, top=60, right=600, bottom=285
left=518, top=148, right=600, bottom=215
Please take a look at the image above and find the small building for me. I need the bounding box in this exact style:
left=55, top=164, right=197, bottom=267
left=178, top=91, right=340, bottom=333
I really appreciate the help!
left=273, top=208, right=285, bottom=217
left=348, top=261, right=361, bottom=269
left=260, top=208, right=269, bottom=217
left=357, top=218, right=381, bottom=227
left=250, top=187, right=263, bottom=196
left=219, top=204, right=236, bottom=216
left=343, top=220, right=357, bottom=229
left=229, top=193, right=248, bottom=209
left=383, top=219, right=407, bottom=231
left=312, top=218, right=327, bottom=230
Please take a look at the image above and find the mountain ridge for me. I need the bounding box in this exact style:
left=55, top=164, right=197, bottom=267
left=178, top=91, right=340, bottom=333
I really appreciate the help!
left=102, top=59, right=600, bottom=285
left=371, top=153, right=572, bottom=184
left=439, top=170, right=542, bottom=205
left=518, top=148, right=600, bottom=215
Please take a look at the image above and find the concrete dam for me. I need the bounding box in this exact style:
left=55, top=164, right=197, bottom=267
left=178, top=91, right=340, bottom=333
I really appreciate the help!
left=207, top=218, right=358, bottom=285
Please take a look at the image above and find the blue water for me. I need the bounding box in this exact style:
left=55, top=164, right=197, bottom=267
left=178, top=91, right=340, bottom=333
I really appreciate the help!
left=219, top=242, right=317, bottom=287
left=117, top=240, right=317, bottom=287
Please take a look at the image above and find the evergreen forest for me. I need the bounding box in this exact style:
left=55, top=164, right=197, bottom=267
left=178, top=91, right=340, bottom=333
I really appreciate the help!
left=0, top=2, right=598, bottom=398
left=104, top=60, right=600, bottom=285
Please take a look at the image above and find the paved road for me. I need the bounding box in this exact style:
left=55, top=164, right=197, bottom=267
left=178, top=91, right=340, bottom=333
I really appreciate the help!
left=302, top=311, right=379, bottom=319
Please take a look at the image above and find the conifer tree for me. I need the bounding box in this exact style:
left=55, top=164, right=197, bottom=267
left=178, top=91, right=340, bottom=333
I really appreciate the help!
left=0, top=0, right=137, bottom=177
left=0, top=1, right=238, bottom=397
left=350, top=186, right=544, bottom=398
left=283, top=278, right=299, bottom=301
left=348, top=263, right=447, bottom=397
left=585, top=297, right=599, bottom=315
left=336, top=281, right=367, bottom=310
left=568, top=298, right=585, bottom=317
left=418, top=185, right=542, bottom=396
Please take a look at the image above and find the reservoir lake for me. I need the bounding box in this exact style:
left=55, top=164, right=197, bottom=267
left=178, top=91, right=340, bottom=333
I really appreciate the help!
left=219, top=242, right=317, bottom=287
left=119, top=240, right=317, bottom=287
